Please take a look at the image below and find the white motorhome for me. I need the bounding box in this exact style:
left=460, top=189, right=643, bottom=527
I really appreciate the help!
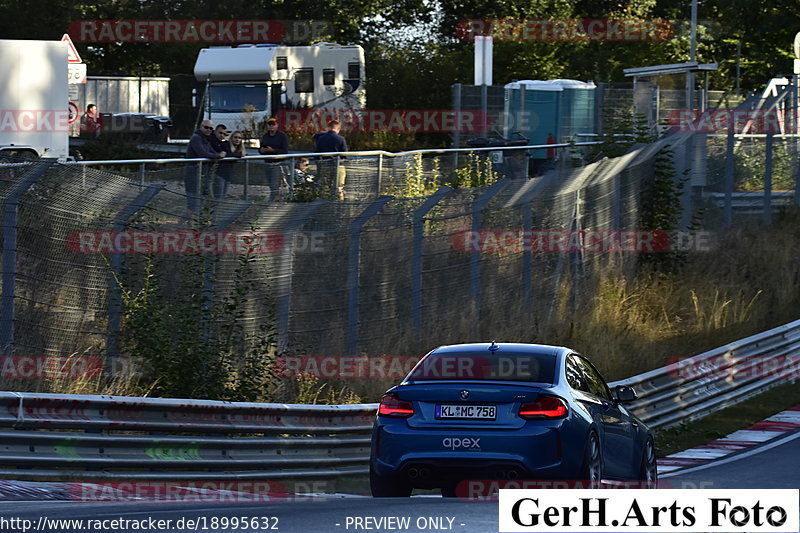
left=194, top=43, right=365, bottom=134
left=0, top=39, right=69, bottom=159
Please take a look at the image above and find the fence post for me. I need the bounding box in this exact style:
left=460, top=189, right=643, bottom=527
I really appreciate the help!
left=724, top=125, right=735, bottom=228
left=514, top=173, right=559, bottom=316
left=411, top=187, right=452, bottom=342
left=1, top=160, right=55, bottom=355
left=470, top=180, right=510, bottom=325
left=276, top=199, right=325, bottom=352
left=346, top=196, right=393, bottom=355
left=201, top=201, right=254, bottom=345
left=764, top=131, right=774, bottom=225
left=285, top=156, right=294, bottom=200
left=139, top=162, right=146, bottom=186
left=106, top=184, right=165, bottom=365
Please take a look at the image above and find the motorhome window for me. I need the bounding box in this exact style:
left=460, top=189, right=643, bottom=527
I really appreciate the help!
left=323, top=69, right=335, bottom=86
left=209, top=85, right=268, bottom=113
left=276, top=56, right=288, bottom=70
left=347, top=63, right=360, bottom=79
left=295, top=68, right=314, bottom=93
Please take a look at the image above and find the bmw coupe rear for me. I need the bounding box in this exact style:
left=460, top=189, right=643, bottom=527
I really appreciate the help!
left=369, top=343, right=656, bottom=497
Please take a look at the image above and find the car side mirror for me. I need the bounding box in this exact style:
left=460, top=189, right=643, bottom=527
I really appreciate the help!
left=612, top=385, right=637, bottom=403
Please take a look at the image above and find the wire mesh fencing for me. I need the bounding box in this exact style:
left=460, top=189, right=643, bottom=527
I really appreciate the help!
left=0, top=136, right=706, bottom=391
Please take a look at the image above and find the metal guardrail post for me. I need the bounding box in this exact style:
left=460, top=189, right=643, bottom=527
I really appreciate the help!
left=470, top=180, right=510, bottom=323
left=346, top=196, right=393, bottom=355
left=724, top=126, right=735, bottom=228
left=411, top=187, right=452, bottom=341
left=764, top=131, right=774, bottom=225
left=277, top=200, right=325, bottom=352
left=139, top=162, right=146, bottom=186
left=0, top=159, right=55, bottom=356
left=107, top=185, right=165, bottom=364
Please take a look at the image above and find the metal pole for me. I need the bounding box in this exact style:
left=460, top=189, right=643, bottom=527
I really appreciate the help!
left=569, top=190, right=583, bottom=315
left=346, top=196, right=392, bottom=355
left=276, top=200, right=324, bottom=352
left=736, top=41, right=742, bottom=99
left=724, top=125, right=735, bottom=228
left=481, top=83, right=488, bottom=138
left=0, top=160, right=55, bottom=355
left=139, top=162, right=146, bottom=186
left=764, top=131, right=774, bottom=225
left=107, top=185, right=165, bottom=363
left=453, top=83, right=462, bottom=170
left=411, top=187, right=452, bottom=342
left=470, top=180, right=509, bottom=326
left=201, top=201, right=253, bottom=345
left=687, top=0, right=698, bottom=113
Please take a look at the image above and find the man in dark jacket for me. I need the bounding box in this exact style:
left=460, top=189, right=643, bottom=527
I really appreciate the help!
left=314, top=119, right=348, bottom=200
left=184, top=120, right=226, bottom=217
left=259, top=117, right=289, bottom=201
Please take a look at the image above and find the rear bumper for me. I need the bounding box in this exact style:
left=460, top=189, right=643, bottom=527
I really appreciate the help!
left=372, top=420, right=582, bottom=485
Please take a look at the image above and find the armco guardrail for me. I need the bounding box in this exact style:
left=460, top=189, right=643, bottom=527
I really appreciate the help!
left=0, top=320, right=798, bottom=482
left=615, top=318, right=800, bottom=429
left=0, top=394, right=375, bottom=481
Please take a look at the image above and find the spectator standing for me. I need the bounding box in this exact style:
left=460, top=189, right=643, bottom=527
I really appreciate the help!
left=215, top=130, right=246, bottom=199
left=259, top=117, right=289, bottom=201
left=314, top=119, right=348, bottom=201
left=209, top=124, right=230, bottom=197
left=183, top=119, right=225, bottom=218
left=80, top=104, right=103, bottom=138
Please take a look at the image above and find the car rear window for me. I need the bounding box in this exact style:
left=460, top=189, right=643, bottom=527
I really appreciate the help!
left=405, top=351, right=556, bottom=383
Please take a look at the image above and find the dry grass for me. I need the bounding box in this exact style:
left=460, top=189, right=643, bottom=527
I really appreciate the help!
left=545, top=211, right=800, bottom=381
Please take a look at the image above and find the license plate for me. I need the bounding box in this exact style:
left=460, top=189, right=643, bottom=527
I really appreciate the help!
left=436, top=404, right=496, bottom=420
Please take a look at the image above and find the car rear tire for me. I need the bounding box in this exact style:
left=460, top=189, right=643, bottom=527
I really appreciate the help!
left=370, top=464, right=412, bottom=497
left=580, top=432, right=603, bottom=487
left=638, top=438, right=658, bottom=488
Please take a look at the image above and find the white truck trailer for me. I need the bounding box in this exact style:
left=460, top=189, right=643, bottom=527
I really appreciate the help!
left=0, top=39, right=69, bottom=159
left=193, top=42, right=365, bottom=134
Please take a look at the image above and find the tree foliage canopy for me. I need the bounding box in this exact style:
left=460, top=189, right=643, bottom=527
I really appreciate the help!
left=0, top=0, right=794, bottom=115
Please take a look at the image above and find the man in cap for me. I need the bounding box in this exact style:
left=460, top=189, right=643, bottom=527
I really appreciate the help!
left=259, top=117, right=289, bottom=201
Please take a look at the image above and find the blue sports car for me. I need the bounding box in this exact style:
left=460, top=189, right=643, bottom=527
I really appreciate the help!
left=370, top=342, right=656, bottom=497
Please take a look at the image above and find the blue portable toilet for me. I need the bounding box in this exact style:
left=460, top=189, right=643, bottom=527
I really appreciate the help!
left=503, top=80, right=563, bottom=160
left=548, top=79, right=596, bottom=141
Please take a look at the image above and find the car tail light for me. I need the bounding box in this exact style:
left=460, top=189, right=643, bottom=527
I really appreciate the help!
left=519, top=396, right=568, bottom=419
left=378, top=393, right=414, bottom=418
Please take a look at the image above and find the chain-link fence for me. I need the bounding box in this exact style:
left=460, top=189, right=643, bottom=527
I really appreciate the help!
left=0, top=133, right=717, bottom=391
